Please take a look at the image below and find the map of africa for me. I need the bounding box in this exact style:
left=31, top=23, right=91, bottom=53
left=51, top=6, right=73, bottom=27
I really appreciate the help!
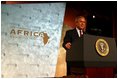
left=43, top=32, right=49, bottom=45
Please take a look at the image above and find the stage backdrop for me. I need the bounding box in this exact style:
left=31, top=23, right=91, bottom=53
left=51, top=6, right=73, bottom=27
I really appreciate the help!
left=1, top=3, right=66, bottom=78
left=55, top=24, right=72, bottom=77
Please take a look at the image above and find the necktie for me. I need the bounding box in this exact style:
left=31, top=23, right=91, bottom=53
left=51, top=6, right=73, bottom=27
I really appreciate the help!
left=80, top=30, right=83, bottom=37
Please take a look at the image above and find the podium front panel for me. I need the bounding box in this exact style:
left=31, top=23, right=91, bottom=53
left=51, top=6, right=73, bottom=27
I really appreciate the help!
left=84, top=34, right=117, bottom=67
left=67, top=37, right=84, bottom=67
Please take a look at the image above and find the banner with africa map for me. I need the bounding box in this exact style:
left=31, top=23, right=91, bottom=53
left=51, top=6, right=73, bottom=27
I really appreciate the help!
left=1, top=3, right=66, bottom=77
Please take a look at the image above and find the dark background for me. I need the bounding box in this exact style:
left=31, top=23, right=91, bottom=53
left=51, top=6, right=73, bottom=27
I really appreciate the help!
left=64, top=1, right=117, bottom=38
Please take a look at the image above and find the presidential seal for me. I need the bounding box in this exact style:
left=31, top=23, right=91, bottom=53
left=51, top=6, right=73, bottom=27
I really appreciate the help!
left=95, top=39, right=109, bottom=56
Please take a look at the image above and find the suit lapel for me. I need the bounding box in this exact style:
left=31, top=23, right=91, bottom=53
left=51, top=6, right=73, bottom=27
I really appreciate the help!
left=72, top=28, right=79, bottom=41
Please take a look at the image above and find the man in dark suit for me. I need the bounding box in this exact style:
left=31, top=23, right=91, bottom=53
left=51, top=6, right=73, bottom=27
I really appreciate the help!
left=63, top=16, right=87, bottom=76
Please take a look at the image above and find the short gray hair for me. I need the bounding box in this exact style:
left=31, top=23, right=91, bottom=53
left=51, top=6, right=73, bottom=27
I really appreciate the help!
left=75, top=16, right=87, bottom=23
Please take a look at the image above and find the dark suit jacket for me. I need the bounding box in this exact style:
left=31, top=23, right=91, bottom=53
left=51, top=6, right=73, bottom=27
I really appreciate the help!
left=63, top=28, right=84, bottom=50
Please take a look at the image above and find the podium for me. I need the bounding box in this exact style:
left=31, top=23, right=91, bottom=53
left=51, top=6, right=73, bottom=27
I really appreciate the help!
left=67, top=34, right=117, bottom=77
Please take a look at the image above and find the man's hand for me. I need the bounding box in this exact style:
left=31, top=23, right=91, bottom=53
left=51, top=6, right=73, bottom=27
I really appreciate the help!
left=65, top=42, right=71, bottom=49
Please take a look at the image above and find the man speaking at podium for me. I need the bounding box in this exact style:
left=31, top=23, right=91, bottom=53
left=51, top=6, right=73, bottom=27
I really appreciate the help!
left=63, top=15, right=87, bottom=77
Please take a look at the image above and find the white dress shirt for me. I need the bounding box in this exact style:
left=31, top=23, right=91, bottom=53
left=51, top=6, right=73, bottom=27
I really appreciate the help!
left=76, top=28, right=83, bottom=37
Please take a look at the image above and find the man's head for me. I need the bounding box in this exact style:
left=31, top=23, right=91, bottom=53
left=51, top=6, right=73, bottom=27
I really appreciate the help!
left=75, top=16, right=87, bottom=31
